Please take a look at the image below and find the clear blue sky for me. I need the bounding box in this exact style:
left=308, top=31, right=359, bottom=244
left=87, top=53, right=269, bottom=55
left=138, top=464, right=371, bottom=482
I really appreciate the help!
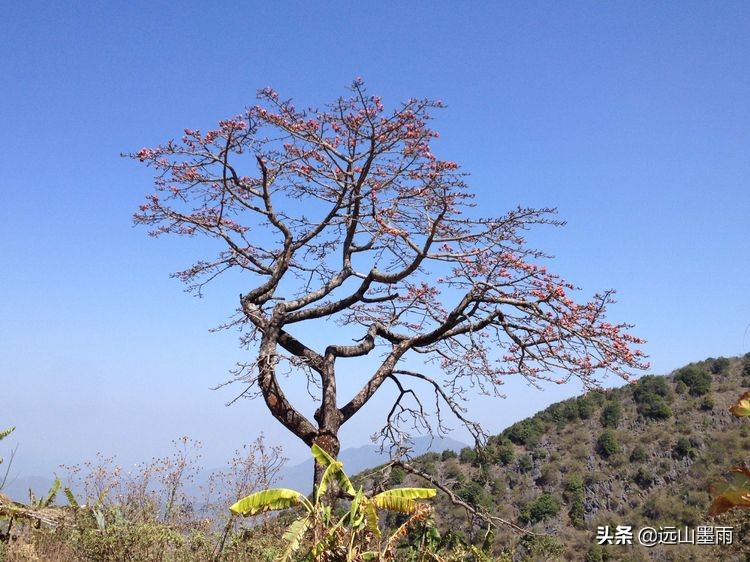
left=2, top=1, right=749, bottom=476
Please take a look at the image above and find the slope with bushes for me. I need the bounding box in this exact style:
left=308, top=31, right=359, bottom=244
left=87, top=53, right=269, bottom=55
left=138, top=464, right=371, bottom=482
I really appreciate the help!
left=3, top=355, right=749, bottom=561
left=358, top=354, right=750, bottom=560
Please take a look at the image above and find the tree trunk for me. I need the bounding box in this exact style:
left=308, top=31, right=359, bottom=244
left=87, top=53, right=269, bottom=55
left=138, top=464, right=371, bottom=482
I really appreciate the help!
left=312, top=431, right=341, bottom=492
left=312, top=355, right=343, bottom=490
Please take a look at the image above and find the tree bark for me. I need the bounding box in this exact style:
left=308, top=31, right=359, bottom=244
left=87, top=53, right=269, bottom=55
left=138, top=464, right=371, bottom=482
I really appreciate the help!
left=312, top=431, right=341, bottom=491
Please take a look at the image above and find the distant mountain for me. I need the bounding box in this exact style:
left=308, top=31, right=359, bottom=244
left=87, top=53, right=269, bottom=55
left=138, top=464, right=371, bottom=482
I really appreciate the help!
left=2, top=475, right=57, bottom=503
left=276, top=435, right=467, bottom=494
left=356, top=355, right=750, bottom=561
left=0, top=435, right=466, bottom=505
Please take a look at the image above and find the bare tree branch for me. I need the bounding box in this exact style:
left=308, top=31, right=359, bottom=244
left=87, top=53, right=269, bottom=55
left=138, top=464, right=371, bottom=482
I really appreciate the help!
left=130, top=80, right=648, bottom=488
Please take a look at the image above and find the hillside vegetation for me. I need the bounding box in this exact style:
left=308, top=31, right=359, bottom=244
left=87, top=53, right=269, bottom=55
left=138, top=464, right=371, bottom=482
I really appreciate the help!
left=358, top=354, right=750, bottom=560
left=2, top=355, right=749, bottom=561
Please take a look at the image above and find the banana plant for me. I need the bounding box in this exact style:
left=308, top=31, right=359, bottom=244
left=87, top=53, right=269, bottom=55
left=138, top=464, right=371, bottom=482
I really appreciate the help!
left=28, top=477, right=61, bottom=509
left=0, top=427, right=16, bottom=492
left=230, top=444, right=437, bottom=561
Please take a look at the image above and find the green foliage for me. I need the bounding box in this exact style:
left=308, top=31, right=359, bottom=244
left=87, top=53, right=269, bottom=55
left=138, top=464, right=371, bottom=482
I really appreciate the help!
left=420, top=452, right=440, bottom=464
left=633, top=466, right=656, bottom=489
left=458, top=481, right=487, bottom=506
left=596, top=430, right=619, bottom=458
left=12, top=354, right=750, bottom=561
left=675, top=366, right=712, bottom=396
left=230, top=488, right=304, bottom=517
left=389, top=465, right=406, bottom=485
left=600, top=400, right=622, bottom=428
left=700, top=394, right=714, bottom=410
left=638, top=395, right=672, bottom=420
left=576, top=396, right=596, bottom=420
left=629, top=445, right=648, bottom=462
left=0, top=427, right=15, bottom=492
left=519, top=534, right=566, bottom=559
left=458, top=447, right=477, bottom=464
left=673, top=437, right=693, bottom=459
left=517, top=454, right=533, bottom=473
left=440, top=449, right=457, bottom=461
left=644, top=398, right=672, bottom=419
left=232, top=446, right=437, bottom=561
left=563, top=474, right=585, bottom=528
left=632, top=376, right=674, bottom=419
left=398, top=519, right=512, bottom=562
left=504, top=418, right=545, bottom=447
left=519, top=492, right=561, bottom=524
left=546, top=399, right=580, bottom=428
left=710, top=357, right=730, bottom=374
left=584, top=542, right=604, bottom=562
left=493, top=439, right=515, bottom=465
left=530, top=448, right=547, bottom=461
left=633, top=375, right=671, bottom=401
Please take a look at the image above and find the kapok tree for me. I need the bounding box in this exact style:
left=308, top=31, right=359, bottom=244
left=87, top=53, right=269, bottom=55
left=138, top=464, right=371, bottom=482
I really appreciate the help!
left=131, top=80, right=647, bottom=486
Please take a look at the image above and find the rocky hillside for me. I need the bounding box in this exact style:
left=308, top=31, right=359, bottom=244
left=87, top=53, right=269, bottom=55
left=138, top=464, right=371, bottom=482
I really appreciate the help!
left=358, top=354, right=750, bottom=561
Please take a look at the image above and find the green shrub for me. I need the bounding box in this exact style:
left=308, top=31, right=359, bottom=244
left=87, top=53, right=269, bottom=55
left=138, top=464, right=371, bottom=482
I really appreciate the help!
left=505, top=418, right=545, bottom=447
left=458, top=447, right=476, bottom=464
left=629, top=445, right=648, bottom=462
left=495, top=439, right=515, bottom=465
left=633, top=376, right=674, bottom=419
left=597, top=430, right=620, bottom=458
left=441, top=449, right=457, bottom=461
left=520, top=535, right=566, bottom=558
left=710, top=357, right=730, bottom=374
left=600, top=400, right=622, bottom=428
left=531, top=447, right=547, bottom=461
left=674, top=366, right=711, bottom=396
left=638, top=395, right=672, bottom=420
left=389, top=465, right=406, bottom=485
left=563, top=474, right=585, bottom=528
left=458, top=481, right=487, bottom=506
left=633, top=375, right=671, bottom=401
left=584, top=543, right=604, bottom=562
left=673, top=437, right=693, bottom=459
left=475, top=464, right=490, bottom=486
left=700, top=395, right=714, bottom=411
left=519, top=492, right=561, bottom=524
left=633, top=466, right=656, bottom=489
left=576, top=396, right=596, bottom=420
left=517, top=454, right=533, bottom=473
left=546, top=400, right=580, bottom=428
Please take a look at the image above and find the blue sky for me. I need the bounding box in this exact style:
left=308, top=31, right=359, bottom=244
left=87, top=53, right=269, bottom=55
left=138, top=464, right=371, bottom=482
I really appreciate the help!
left=2, top=1, right=749, bottom=476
